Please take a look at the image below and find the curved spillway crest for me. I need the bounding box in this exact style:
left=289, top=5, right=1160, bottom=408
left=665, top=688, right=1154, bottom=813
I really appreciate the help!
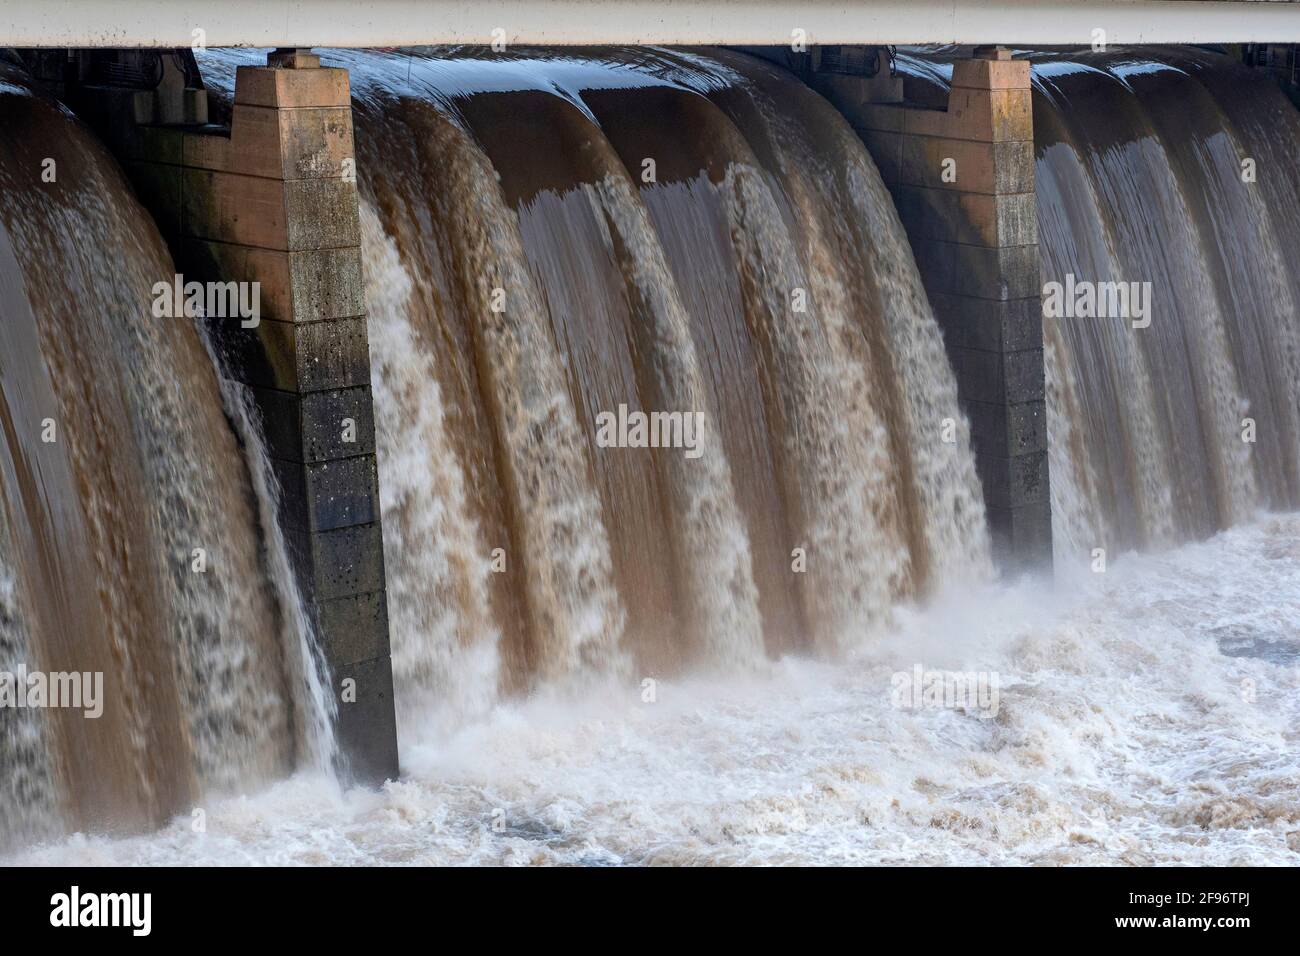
left=0, top=66, right=328, bottom=849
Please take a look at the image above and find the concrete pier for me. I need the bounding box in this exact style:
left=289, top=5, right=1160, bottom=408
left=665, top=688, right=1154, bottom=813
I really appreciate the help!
left=106, top=50, right=399, bottom=784
left=1241, top=43, right=1300, bottom=106
left=812, top=48, right=1052, bottom=571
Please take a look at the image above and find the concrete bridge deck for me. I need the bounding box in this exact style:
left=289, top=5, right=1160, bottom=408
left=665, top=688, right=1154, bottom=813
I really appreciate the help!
left=4, top=0, right=1300, bottom=48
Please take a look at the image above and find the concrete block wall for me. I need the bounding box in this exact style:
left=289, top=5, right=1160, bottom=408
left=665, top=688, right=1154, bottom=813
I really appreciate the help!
left=115, top=51, right=399, bottom=784
left=812, top=49, right=1052, bottom=571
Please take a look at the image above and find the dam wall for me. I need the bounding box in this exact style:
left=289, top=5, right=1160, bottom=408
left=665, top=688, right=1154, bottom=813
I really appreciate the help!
left=41, top=43, right=1051, bottom=790
left=28, top=37, right=1295, bottom=783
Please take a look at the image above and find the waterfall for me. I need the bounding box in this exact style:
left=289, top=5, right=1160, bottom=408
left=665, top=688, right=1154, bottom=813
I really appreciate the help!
left=0, top=62, right=327, bottom=849
left=4, top=42, right=1296, bottom=866
left=1034, top=50, right=1300, bottom=560
left=307, top=46, right=989, bottom=715
left=1034, top=50, right=1300, bottom=559
left=895, top=47, right=1300, bottom=562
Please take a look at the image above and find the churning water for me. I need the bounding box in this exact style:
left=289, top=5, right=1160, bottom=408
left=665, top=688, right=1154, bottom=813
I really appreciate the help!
left=1, top=47, right=1297, bottom=864
left=9, top=514, right=1299, bottom=865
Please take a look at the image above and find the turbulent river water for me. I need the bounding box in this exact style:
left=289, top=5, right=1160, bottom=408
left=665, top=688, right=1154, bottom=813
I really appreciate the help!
left=10, top=515, right=1299, bottom=865
left=1, top=46, right=1297, bottom=864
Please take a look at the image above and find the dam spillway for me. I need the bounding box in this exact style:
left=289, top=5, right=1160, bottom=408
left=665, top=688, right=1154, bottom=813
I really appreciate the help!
left=883, top=46, right=1300, bottom=559
left=0, top=36, right=1298, bottom=865
left=0, top=60, right=332, bottom=841
left=1034, top=49, right=1300, bottom=556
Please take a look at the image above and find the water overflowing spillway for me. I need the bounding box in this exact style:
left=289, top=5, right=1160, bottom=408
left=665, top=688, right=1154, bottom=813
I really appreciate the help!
left=899, top=47, right=1300, bottom=558
left=0, top=64, right=330, bottom=849
left=197, top=47, right=994, bottom=729
left=1035, top=48, right=1300, bottom=557
left=2, top=45, right=1300, bottom=862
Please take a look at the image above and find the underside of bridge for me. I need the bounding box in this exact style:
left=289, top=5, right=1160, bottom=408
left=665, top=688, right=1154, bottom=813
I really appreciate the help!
left=8, top=0, right=1300, bottom=47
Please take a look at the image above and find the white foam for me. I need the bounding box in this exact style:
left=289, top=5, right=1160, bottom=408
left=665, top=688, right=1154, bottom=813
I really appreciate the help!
left=11, top=514, right=1297, bottom=865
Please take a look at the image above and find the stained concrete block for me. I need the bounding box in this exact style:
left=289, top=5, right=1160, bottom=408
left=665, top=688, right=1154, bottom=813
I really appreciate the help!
left=285, top=179, right=362, bottom=250
left=300, top=388, right=377, bottom=461
left=184, top=106, right=354, bottom=181
left=951, top=346, right=1001, bottom=404
left=332, top=654, right=399, bottom=787
left=181, top=168, right=286, bottom=248
left=1004, top=348, right=1047, bottom=403
left=893, top=185, right=1037, bottom=247
left=219, top=315, right=371, bottom=393
left=286, top=521, right=386, bottom=602
left=250, top=385, right=377, bottom=463
left=235, top=65, right=351, bottom=109
left=965, top=399, right=1048, bottom=458
left=951, top=57, right=1032, bottom=92
left=183, top=241, right=365, bottom=324
left=278, top=106, right=355, bottom=179
left=283, top=247, right=366, bottom=321
left=906, top=87, right=1033, bottom=142
left=899, top=138, right=1034, bottom=195
left=183, top=114, right=275, bottom=178
left=932, top=294, right=1043, bottom=353
left=975, top=450, right=1050, bottom=509
left=182, top=171, right=360, bottom=251
left=912, top=240, right=1040, bottom=300
left=316, top=590, right=390, bottom=667
left=273, top=454, right=380, bottom=533
left=950, top=346, right=1045, bottom=405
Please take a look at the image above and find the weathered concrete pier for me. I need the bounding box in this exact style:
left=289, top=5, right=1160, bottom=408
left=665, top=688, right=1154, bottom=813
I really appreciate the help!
left=807, top=47, right=1051, bottom=569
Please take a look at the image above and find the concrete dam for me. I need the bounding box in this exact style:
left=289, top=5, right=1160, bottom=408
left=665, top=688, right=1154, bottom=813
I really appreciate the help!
left=2, top=5, right=1299, bottom=865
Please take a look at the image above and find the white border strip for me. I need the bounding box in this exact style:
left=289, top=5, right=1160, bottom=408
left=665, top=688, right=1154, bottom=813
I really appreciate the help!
left=3, top=0, right=1300, bottom=48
